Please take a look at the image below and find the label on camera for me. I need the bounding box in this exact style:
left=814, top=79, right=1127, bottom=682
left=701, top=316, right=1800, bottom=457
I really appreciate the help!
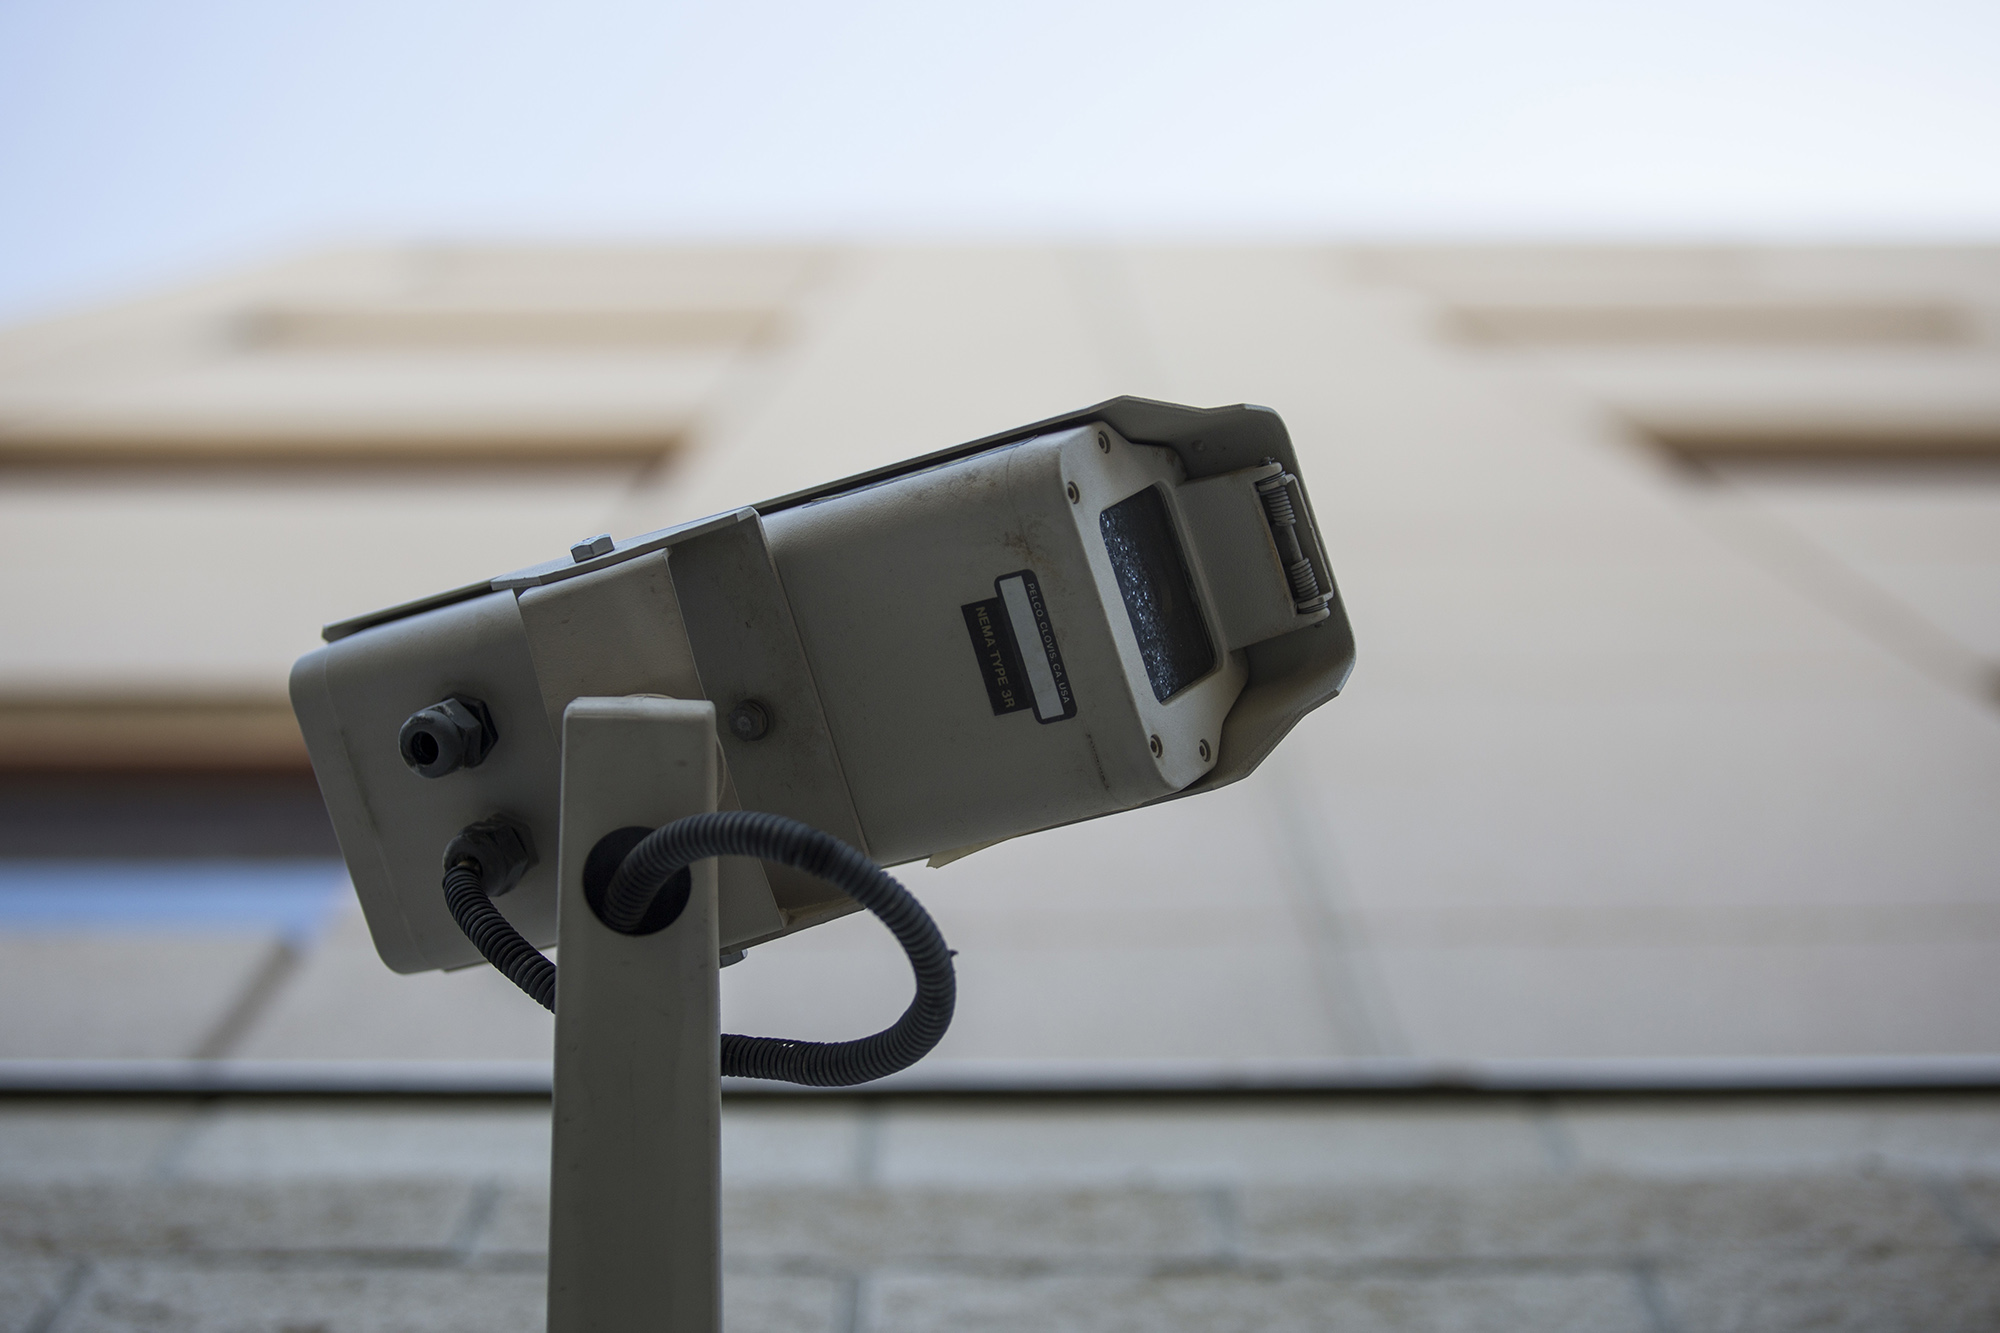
left=961, top=569, right=1076, bottom=723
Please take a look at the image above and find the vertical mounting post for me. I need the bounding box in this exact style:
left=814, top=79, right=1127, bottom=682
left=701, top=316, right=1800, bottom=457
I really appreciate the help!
left=547, top=697, right=721, bottom=1333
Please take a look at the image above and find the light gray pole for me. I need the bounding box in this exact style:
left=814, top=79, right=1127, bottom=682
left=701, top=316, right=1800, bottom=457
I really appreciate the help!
left=548, top=696, right=722, bottom=1333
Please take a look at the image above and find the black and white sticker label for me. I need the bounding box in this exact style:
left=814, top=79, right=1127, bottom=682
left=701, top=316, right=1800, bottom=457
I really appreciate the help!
left=960, top=569, right=1077, bottom=723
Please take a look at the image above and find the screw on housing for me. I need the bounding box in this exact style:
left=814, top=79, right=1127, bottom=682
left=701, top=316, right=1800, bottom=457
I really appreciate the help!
left=569, top=533, right=615, bottom=563
left=728, top=700, right=771, bottom=742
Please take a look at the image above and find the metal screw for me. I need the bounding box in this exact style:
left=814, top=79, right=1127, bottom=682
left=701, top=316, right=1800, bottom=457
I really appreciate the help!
left=728, top=700, right=771, bottom=742
left=1198, top=739, right=1211, bottom=762
left=1148, top=734, right=1163, bottom=758
left=1096, top=430, right=1110, bottom=453
left=1066, top=481, right=1080, bottom=504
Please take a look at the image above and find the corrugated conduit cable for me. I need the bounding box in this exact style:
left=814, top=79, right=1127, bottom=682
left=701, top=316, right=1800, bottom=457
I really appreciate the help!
left=441, top=810, right=955, bottom=1086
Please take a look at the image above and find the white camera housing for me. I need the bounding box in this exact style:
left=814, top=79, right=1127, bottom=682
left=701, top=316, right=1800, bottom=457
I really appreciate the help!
left=290, top=398, right=1354, bottom=973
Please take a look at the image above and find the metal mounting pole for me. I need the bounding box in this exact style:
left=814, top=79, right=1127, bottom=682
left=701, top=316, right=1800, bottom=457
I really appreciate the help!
left=547, top=696, right=722, bottom=1333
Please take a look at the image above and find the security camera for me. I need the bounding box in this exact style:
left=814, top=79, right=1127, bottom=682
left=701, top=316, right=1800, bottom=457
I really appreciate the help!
left=290, top=397, right=1353, bottom=978
left=292, top=396, right=1353, bottom=1330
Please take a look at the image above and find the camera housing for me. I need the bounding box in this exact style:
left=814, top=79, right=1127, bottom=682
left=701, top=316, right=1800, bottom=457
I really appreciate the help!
left=290, top=398, right=1354, bottom=973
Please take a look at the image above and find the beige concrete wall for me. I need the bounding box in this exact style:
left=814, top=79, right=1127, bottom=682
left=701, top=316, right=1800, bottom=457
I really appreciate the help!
left=2, top=244, right=1997, bottom=1067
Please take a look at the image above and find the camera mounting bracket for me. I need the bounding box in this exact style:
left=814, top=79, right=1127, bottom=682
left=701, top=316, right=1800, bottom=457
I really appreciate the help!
left=548, top=696, right=722, bottom=1333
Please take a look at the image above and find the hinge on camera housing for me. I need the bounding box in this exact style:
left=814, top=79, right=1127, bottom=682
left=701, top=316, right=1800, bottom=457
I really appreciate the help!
left=1254, top=463, right=1330, bottom=615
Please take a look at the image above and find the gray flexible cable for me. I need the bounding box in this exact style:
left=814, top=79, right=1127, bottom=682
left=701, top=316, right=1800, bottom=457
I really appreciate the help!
left=442, top=811, right=954, bottom=1086
left=442, top=862, right=555, bottom=1009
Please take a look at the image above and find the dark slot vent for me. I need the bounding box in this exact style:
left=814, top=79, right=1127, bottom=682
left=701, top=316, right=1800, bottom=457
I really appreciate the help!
left=1100, top=486, right=1216, bottom=702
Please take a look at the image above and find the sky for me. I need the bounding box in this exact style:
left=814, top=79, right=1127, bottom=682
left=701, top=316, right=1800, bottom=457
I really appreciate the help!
left=1, top=0, right=1996, bottom=321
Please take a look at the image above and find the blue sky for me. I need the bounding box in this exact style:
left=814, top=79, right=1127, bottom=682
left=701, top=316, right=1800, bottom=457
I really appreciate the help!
left=1, top=0, right=1996, bottom=321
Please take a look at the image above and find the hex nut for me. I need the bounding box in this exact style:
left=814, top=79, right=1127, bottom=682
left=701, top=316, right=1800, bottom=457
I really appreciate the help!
left=443, top=813, right=538, bottom=897
left=728, top=699, right=772, bottom=742
left=569, top=533, right=615, bottom=563
left=399, top=695, right=499, bottom=778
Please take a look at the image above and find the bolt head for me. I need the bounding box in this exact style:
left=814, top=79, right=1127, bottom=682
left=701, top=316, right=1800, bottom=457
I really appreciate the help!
left=728, top=700, right=771, bottom=742
left=569, top=533, right=615, bottom=563
left=1148, top=733, right=1163, bottom=758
